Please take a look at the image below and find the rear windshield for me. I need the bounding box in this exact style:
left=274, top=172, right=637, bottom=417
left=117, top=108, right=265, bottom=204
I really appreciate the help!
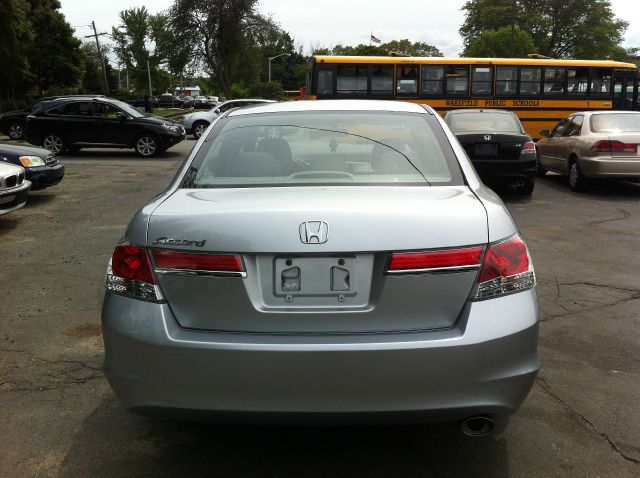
left=181, top=111, right=463, bottom=188
left=448, top=112, right=521, bottom=133
left=591, top=113, right=640, bottom=133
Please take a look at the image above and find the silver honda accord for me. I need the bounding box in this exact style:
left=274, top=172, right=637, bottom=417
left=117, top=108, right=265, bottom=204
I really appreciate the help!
left=102, top=100, right=538, bottom=435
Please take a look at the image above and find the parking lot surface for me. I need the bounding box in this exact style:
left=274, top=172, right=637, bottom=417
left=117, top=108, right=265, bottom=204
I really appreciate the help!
left=1, top=139, right=639, bottom=477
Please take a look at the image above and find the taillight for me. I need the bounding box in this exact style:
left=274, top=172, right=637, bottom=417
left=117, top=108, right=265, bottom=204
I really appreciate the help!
left=152, top=250, right=245, bottom=276
left=387, top=246, right=484, bottom=273
left=591, top=140, right=637, bottom=154
left=473, top=235, right=535, bottom=300
left=520, top=141, right=536, bottom=155
left=106, top=243, right=161, bottom=302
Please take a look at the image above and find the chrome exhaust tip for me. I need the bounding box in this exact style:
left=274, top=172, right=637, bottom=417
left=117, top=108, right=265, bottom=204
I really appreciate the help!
left=460, top=416, right=495, bottom=437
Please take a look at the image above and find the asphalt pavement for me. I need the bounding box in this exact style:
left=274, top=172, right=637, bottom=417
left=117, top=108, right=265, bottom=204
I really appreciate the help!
left=0, top=138, right=639, bottom=477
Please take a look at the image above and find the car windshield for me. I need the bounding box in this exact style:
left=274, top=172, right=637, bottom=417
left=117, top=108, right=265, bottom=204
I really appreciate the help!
left=182, top=111, right=462, bottom=188
left=111, top=99, right=146, bottom=118
left=591, top=113, right=640, bottom=133
left=448, top=112, right=521, bottom=133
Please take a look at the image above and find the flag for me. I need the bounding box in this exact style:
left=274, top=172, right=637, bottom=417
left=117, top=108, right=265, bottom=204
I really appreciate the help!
left=370, top=34, right=381, bottom=44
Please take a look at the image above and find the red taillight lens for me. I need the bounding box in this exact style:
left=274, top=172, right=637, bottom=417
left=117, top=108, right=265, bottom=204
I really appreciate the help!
left=520, top=141, right=536, bottom=154
left=591, top=140, right=637, bottom=153
left=111, top=244, right=156, bottom=284
left=152, top=250, right=244, bottom=272
left=387, top=246, right=484, bottom=272
left=477, top=236, right=529, bottom=283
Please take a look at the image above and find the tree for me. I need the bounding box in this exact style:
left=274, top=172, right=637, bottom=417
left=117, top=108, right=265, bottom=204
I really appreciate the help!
left=317, top=40, right=443, bottom=57
left=460, top=0, right=629, bottom=59
left=0, top=0, right=33, bottom=110
left=112, top=7, right=169, bottom=94
left=170, top=0, right=275, bottom=97
left=80, top=42, right=118, bottom=94
left=27, top=0, right=83, bottom=94
left=465, top=27, right=536, bottom=58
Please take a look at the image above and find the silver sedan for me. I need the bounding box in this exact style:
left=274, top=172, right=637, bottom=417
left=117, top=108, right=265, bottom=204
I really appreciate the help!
left=537, top=111, right=640, bottom=191
left=102, top=100, right=539, bottom=436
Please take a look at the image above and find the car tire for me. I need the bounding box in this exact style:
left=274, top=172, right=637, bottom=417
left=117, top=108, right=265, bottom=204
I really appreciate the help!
left=8, top=121, right=24, bottom=140
left=43, top=133, right=65, bottom=155
left=193, top=121, right=209, bottom=139
left=517, top=180, right=535, bottom=196
left=535, top=155, right=547, bottom=177
left=568, top=158, right=587, bottom=192
left=134, top=134, right=159, bottom=157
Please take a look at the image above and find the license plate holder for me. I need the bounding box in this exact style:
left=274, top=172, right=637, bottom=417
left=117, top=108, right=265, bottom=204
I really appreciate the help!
left=274, top=256, right=357, bottom=297
left=475, top=143, right=498, bottom=156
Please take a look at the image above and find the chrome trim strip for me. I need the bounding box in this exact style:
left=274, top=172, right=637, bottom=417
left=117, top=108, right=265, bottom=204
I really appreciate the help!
left=386, top=264, right=481, bottom=276
left=155, top=268, right=247, bottom=278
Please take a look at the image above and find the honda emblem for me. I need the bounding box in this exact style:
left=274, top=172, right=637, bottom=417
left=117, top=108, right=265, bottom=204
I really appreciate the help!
left=299, top=221, right=329, bottom=244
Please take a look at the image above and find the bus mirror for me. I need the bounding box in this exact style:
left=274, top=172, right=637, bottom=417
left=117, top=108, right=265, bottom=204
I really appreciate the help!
left=540, top=129, right=550, bottom=137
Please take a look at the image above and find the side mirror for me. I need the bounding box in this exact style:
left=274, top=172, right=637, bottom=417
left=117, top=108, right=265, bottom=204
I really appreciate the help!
left=116, top=112, right=128, bottom=121
left=539, top=129, right=550, bottom=138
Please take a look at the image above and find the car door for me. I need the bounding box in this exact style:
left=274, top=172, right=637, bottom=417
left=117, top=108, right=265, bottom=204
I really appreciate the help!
left=539, top=116, right=573, bottom=172
left=92, top=102, right=129, bottom=146
left=559, top=114, right=584, bottom=171
left=44, top=101, right=97, bottom=145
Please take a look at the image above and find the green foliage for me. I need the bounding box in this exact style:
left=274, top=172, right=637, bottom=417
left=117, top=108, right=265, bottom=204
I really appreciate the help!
left=0, top=0, right=33, bottom=110
left=465, top=27, right=537, bottom=58
left=315, top=39, right=443, bottom=57
left=230, top=83, right=251, bottom=99
left=249, top=81, right=284, bottom=100
left=27, top=0, right=83, bottom=93
left=460, top=0, right=629, bottom=59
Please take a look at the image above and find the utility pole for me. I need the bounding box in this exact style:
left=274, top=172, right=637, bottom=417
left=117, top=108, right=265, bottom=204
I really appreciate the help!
left=146, top=59, right=153, bottom=113
left=85, top=21, right=109, bottom=94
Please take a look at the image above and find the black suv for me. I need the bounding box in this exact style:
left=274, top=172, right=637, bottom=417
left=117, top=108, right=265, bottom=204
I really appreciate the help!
left=24, top=97, right=185, bottom=157
left=1, top=95, right=105, bottom=140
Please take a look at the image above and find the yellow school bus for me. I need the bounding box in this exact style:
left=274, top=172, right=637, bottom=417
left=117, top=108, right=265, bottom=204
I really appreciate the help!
left=306, top=55, right=639, bottom=139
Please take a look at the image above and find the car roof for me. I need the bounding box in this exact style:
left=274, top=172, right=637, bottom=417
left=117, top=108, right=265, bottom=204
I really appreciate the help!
left=227, top=100, right=431, bottom=116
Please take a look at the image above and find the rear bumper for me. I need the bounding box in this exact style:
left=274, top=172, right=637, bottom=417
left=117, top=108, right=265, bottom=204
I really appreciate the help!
left=472, top=157, right=536, bottom=184
left=26, top=163, right=64, bottom=190
left=102, top=289, right=539, bottom=423
left=579, top=156, right=640, bottom=178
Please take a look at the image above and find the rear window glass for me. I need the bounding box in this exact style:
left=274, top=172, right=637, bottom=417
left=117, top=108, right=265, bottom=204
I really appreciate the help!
left=447, top=112, right=521, bottom=133
left=591, top=113, right=640, bottom=132
left=182, top=111, right=463, bottom=188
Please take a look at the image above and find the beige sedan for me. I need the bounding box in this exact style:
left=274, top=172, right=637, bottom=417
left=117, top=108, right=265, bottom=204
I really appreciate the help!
left=536, top=111, right=640, bottom=191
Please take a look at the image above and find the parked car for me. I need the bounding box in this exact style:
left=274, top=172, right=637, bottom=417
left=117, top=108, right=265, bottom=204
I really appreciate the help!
left=25, top=97, right=185, bottom=157
left=128, top=96, right=160, bottom=108
left=537, top=111, right=640, bottom=191
left=103, top=100, right=538, bottom=435
left=444, top=109, right=537, bottom=195
left=0, top=143, right=64, bottom=190
left=182, top=99, right=276, bottom=139
left=0, top=162, right=30, bottom=215
left=0, top=95, right=105, bottom=140
left=181, top=96, right=211, bottom=110
left=157, top=94, right=180, bottom=108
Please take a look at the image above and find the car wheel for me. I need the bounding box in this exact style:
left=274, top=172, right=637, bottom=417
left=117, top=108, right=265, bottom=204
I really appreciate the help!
left=568, top=159, right=587, bottom=192
left=517, top=180, right=535, bottom=196
left=8, top=122, right=24, bottom=140
left=135, top=134, right=159, bottom=157
left=43, top=133, right=65, bottom=155
left=535, top=155, right=547, bottom=177
left=193, top=121, right=209, bottom=139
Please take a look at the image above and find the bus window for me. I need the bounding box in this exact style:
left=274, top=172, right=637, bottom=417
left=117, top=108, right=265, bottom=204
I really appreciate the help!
left=590, top=68, right=612, bottom=97
left=336, top=64, right=368, bottom=95
left=396, top=65, right=418, bottom=95
left=446, top=66, right=469, bottom=96
left=496, top=66, right=517, bottom=96
left=371, top=64, right=393, bottom=95
left=471, top=66, right=493, bottom=95
left=317, top=70, right=334, bottom=95
left=567, top=67, right=589, bottom=95
left=421, top=65, right=444, bottom=96
left=543, top=67, right=566, bottom=95
left=519, top=67, right=541, bottom=95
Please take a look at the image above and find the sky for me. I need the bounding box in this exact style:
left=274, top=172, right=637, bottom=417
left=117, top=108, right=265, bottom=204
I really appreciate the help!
left=60, top=0, right=640, bottom=59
